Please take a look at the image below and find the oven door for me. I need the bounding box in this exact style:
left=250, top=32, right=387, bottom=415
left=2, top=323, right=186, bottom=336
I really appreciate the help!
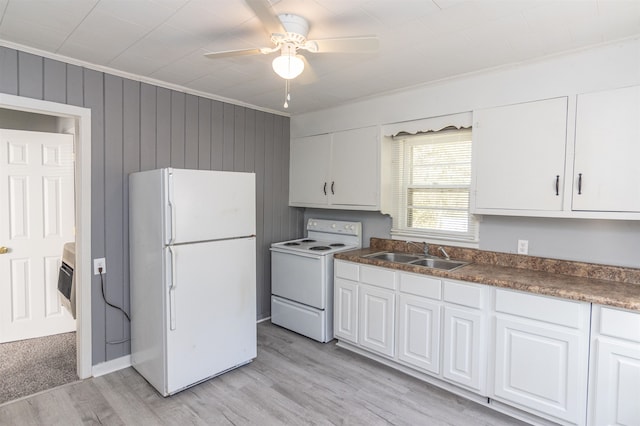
left=271, top=248, right=327, bottom=309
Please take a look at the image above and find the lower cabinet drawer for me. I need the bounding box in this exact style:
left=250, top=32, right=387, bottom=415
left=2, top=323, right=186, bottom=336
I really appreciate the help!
left=443, top=279, right=485, bottom=309
left=598, top=306, right=640, bottom=343
left=335, top=260, right=359, bottom=281
left=360, top=265, right=396, bottom=290
left=399, top=273, right=441, bottom=299
left=495, top=288, right=586, bottom=328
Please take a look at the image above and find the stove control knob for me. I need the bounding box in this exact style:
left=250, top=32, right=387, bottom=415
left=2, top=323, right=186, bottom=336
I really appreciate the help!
left=332, top=224, right=336, bottom=229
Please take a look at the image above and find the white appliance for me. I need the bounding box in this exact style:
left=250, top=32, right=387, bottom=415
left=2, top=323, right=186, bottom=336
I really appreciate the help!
left=270, top=219, right=362, bottom=342
left=129, top=167, right=257, bottom=396
left=57, top=242, right=76, bottom=318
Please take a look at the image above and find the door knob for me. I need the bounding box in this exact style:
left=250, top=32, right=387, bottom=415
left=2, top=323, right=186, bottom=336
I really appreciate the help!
left=0, top=246, right=8, bottom=254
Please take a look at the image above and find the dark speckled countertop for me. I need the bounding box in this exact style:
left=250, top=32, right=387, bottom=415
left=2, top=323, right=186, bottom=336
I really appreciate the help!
left=334, top=238, right=640, bottom=311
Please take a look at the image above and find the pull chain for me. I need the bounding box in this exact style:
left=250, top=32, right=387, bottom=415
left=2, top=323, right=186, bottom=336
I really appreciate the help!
left=284, top=79, right=291, bottom=109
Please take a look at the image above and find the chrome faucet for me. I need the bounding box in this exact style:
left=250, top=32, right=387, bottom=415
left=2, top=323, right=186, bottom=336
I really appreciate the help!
left=438, top=246, right=450, bottom=260
left=407, top=241, right=429, bottom=256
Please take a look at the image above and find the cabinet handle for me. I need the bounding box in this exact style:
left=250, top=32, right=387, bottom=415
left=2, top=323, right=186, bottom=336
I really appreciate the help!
left=331, top=181, right=335, bottom=195
left=323, top=182, right=327, bottom=195
left=555, top=175, right=559, bottom=196
left=578, top=173, right=582, bottom=195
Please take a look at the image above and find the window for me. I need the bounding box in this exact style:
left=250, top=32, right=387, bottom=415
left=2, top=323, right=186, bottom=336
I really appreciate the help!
left=391, top=127, right=477, bottom=242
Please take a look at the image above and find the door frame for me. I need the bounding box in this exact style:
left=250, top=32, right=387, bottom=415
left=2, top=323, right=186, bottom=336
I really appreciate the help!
left=0, top=93, right=92, bottom=379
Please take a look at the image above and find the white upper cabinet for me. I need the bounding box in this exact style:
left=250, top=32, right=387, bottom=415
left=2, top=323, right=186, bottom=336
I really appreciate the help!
left=573, top=85, right=640, bottom=212
left=289, top=126, right=379, bottom=210
left=472, top=85, right=640, bottom=219
left=329, top=127, right=379, bottom=207
left=473, top=97, right=568, bottom=212
left=289, top=133, right=331, bottom=206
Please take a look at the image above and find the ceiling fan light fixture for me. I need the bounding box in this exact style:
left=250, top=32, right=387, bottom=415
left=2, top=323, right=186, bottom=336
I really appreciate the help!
left=272, top=52, right=305, bottom=80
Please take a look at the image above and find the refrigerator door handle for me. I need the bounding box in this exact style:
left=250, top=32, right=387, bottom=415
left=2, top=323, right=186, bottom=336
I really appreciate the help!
left=165, top=171, right=176, bottom=244
left=167, top=200, right=175, bottom=244
left=167, top=246, right=177, bottom=330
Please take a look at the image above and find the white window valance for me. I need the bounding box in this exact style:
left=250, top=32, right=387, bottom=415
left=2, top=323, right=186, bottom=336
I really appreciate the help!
left=382, top=112, right=472, bottom=137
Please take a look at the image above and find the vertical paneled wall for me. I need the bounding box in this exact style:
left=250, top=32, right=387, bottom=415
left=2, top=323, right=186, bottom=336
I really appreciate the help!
left=0, top=46, right=304, bottom=364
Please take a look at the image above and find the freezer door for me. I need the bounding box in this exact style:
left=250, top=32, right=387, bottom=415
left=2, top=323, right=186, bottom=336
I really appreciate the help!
left=165, top=237, right=256, bottom=395
left=166, top=169, right=256, bottom=244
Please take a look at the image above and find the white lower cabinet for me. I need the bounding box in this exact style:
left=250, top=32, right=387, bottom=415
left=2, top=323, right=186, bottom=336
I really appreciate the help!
left=442, top=280, right=488, bottom=394
left=359, top=284, right=395, bottom=357
left=334, top=278, right=358, bottom=343
left=335, top=262, right=396, bottom=357
left=334, top=259, right=637, bottom=426
left=588, top=305, right=640, bottom=426
left=493, top=289, right=591, bottom=425
left=397, top=273, right=442, bottom=374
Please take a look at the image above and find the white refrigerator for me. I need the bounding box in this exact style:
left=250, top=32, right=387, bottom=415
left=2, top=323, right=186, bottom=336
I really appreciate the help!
left=129, top=167, right=257, bottom=396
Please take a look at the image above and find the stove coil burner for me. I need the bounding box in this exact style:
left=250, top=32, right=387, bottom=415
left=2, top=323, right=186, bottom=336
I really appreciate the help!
left=301, top=239, right=316, bottom=243
left=309, top=246, right=331, bottom=251
left=283, top=242, right=300, bottom=246
left=329, top=243, right=345, bottom=247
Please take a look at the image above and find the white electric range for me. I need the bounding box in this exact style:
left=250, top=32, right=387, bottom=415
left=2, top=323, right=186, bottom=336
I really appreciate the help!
left=270, top=218, right=362, bottom=342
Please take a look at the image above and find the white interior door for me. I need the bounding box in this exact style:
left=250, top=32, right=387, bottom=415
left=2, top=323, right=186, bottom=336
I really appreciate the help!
left=0, top=129, right=76, bottom=343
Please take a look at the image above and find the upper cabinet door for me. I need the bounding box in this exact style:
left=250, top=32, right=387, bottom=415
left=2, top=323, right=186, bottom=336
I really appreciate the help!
left=289, top=134, right=331, bottom=207
left=473, top=97, right=568, bottom=212
left=330, top=127, right=379, bottom=208
left=573, top=85, right=640, bottom=212
left=289, top=127, right=380, bottom=210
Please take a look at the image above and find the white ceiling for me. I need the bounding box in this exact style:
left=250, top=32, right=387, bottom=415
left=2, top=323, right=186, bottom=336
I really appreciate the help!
left=0, top=0, right=639, bottom=115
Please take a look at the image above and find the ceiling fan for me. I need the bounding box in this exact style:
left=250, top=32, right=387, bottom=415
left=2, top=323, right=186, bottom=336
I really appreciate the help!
left=205, top=0, right=379, bottom=106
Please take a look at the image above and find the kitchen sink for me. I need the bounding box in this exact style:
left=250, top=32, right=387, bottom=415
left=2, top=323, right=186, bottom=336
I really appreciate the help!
left=365, top=252, right=421, bottom=263
left=409, top=258, right=469, bottom=271
left=364, top=251, right=469, bottom=271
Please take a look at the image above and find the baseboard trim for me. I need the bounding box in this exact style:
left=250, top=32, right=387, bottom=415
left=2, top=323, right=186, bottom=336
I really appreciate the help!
left=92, top=355, right=132, bottom=377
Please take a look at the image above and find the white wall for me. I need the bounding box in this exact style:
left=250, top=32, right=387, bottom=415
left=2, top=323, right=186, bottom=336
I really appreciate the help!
left=292, top=38, right=640, bottom=137
left=291, top=38, right=640, bottom=268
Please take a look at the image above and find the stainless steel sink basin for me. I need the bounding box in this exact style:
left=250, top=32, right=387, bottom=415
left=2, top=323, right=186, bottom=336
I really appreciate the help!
left=364, top=251, right=469, bottom=271
left=366, top=252, right=421, bottom=263
left=409, top=258, right=469, bottom=271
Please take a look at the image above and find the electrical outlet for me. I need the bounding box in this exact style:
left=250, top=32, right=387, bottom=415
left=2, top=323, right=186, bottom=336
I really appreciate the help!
left=94, top=258, right=106, bottom=275
left=517, top=240, right=529, bottom=255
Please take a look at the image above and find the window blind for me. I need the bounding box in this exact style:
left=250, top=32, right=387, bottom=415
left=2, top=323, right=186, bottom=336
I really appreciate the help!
left=391, top=127, right=478, bottom=242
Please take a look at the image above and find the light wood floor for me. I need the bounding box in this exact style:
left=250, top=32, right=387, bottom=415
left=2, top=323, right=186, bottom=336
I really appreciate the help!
left=0, top=322, right=526, bottom=425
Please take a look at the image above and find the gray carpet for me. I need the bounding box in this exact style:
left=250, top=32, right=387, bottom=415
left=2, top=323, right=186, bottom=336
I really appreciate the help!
left=0, top=332, right=78, bottom=405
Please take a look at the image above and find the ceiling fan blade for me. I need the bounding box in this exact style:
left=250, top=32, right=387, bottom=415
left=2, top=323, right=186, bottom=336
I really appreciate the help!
left=311, top=36, right=379, bottom=53
left=244, top=0, right=285, bottom=36
left=204, top=48, right=263, bottom=59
